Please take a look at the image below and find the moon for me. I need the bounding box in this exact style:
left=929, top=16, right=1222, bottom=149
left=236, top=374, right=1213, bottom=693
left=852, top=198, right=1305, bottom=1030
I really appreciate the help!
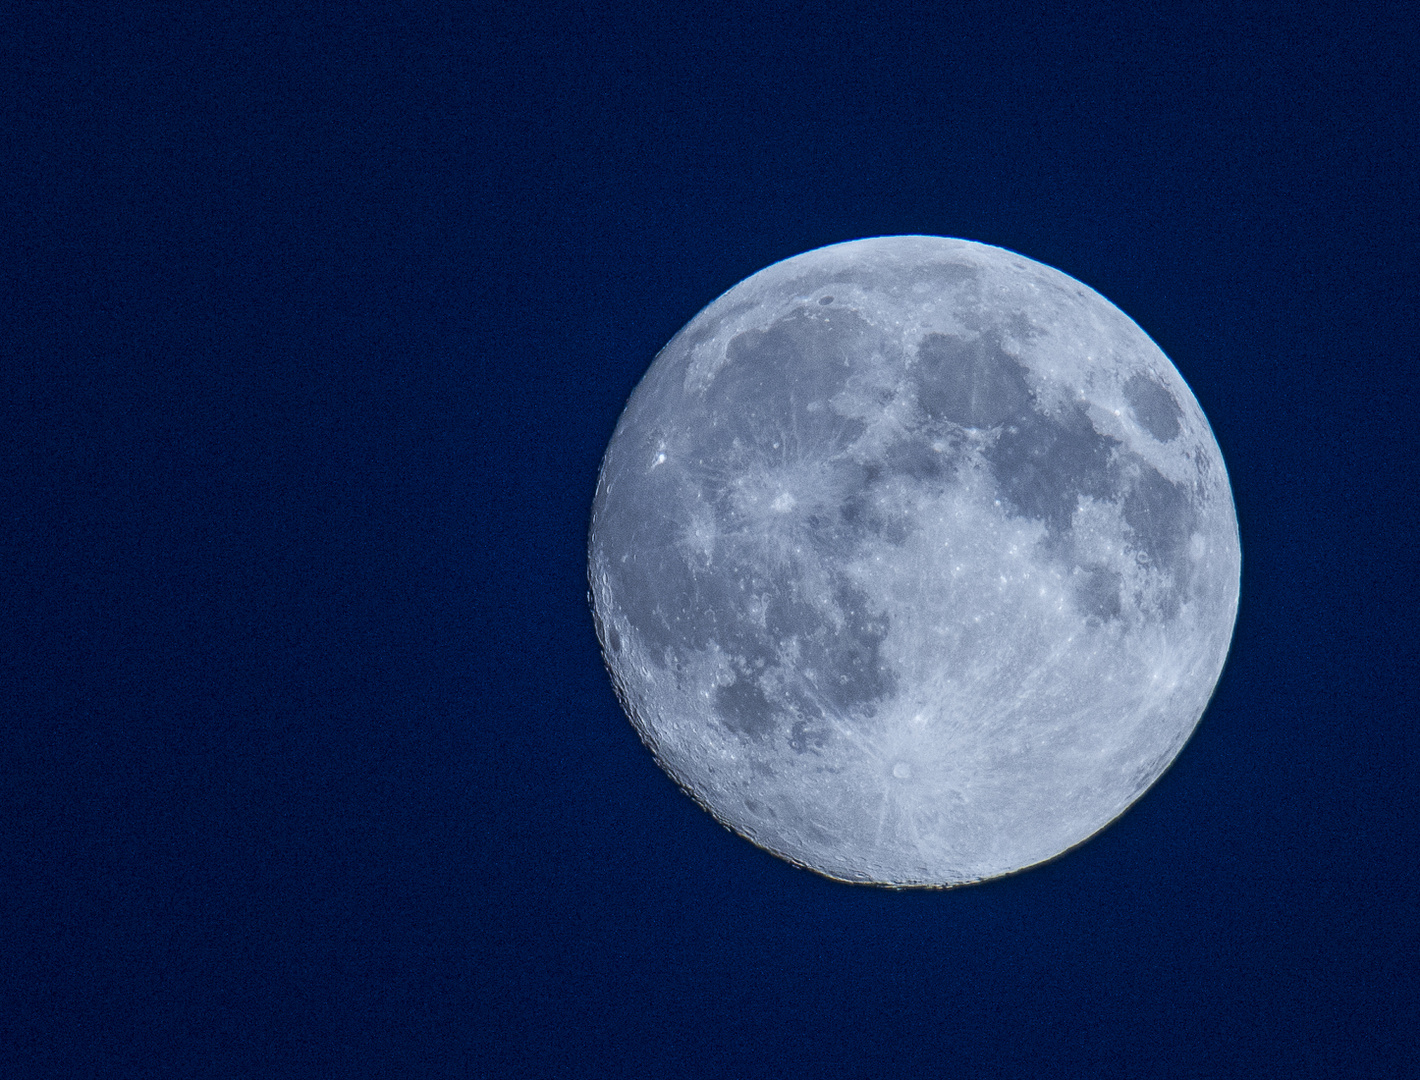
left=588, top=236, right=1240, bottom=887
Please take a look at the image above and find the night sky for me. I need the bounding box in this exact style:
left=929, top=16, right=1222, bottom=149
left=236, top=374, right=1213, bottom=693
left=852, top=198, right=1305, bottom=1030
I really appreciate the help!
left=4, top=2, right=1416, bottom=1077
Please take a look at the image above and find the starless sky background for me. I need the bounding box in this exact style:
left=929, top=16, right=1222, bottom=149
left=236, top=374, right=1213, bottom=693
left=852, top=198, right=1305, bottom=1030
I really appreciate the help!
left=3, top=2, right=1416, bottom=1076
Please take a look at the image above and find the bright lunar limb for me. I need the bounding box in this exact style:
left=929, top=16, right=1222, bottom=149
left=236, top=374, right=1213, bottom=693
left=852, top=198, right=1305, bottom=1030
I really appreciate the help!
left=588, top=236, right=1240, bottom=887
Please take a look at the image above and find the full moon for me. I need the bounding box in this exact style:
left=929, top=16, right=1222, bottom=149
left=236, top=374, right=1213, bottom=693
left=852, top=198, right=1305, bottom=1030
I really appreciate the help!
left=588, top=236, right=1240, bottom=887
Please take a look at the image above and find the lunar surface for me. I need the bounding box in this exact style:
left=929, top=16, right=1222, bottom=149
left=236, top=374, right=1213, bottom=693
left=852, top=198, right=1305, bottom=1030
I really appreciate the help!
left=588, top=236, right=1240, bottom=887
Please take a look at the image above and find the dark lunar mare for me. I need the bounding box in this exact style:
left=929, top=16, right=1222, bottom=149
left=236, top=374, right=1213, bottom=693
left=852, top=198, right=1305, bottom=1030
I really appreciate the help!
left=914, top=331, right=1032, bottom=429
left=594, top=303, right=902, bottom=751
left=986, top=403, right=1120, bottom=539
left=595, top=290, right=1203, bottom=756
left=1074, top=565, right=1125, bottom=623
left=1124, top=372, right=1184, bottom=442
left=904, top=324, right=1197, bottom=620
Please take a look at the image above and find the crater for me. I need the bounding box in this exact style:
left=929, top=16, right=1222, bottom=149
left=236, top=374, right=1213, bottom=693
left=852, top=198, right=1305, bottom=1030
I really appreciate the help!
left=1124, top=373, right=1183, bottom=442
left=744, top=798, right=776, bottom=819
left=715, top=677, right=777, bottom=741
left=789, top=719, right=828, bottom=754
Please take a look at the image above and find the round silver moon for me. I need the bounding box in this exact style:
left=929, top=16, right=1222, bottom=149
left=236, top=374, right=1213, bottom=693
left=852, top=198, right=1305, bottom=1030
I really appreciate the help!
left=588, top=236, right=1240, bottom=887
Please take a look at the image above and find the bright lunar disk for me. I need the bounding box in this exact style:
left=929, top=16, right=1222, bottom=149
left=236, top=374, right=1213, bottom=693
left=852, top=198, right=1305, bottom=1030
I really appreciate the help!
left=588, top=237, right=1240, bottom=887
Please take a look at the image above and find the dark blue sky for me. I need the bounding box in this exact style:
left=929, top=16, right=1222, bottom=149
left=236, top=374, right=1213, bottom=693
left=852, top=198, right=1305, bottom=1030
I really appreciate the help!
left=3, top=2, right=1415, bottom=1076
